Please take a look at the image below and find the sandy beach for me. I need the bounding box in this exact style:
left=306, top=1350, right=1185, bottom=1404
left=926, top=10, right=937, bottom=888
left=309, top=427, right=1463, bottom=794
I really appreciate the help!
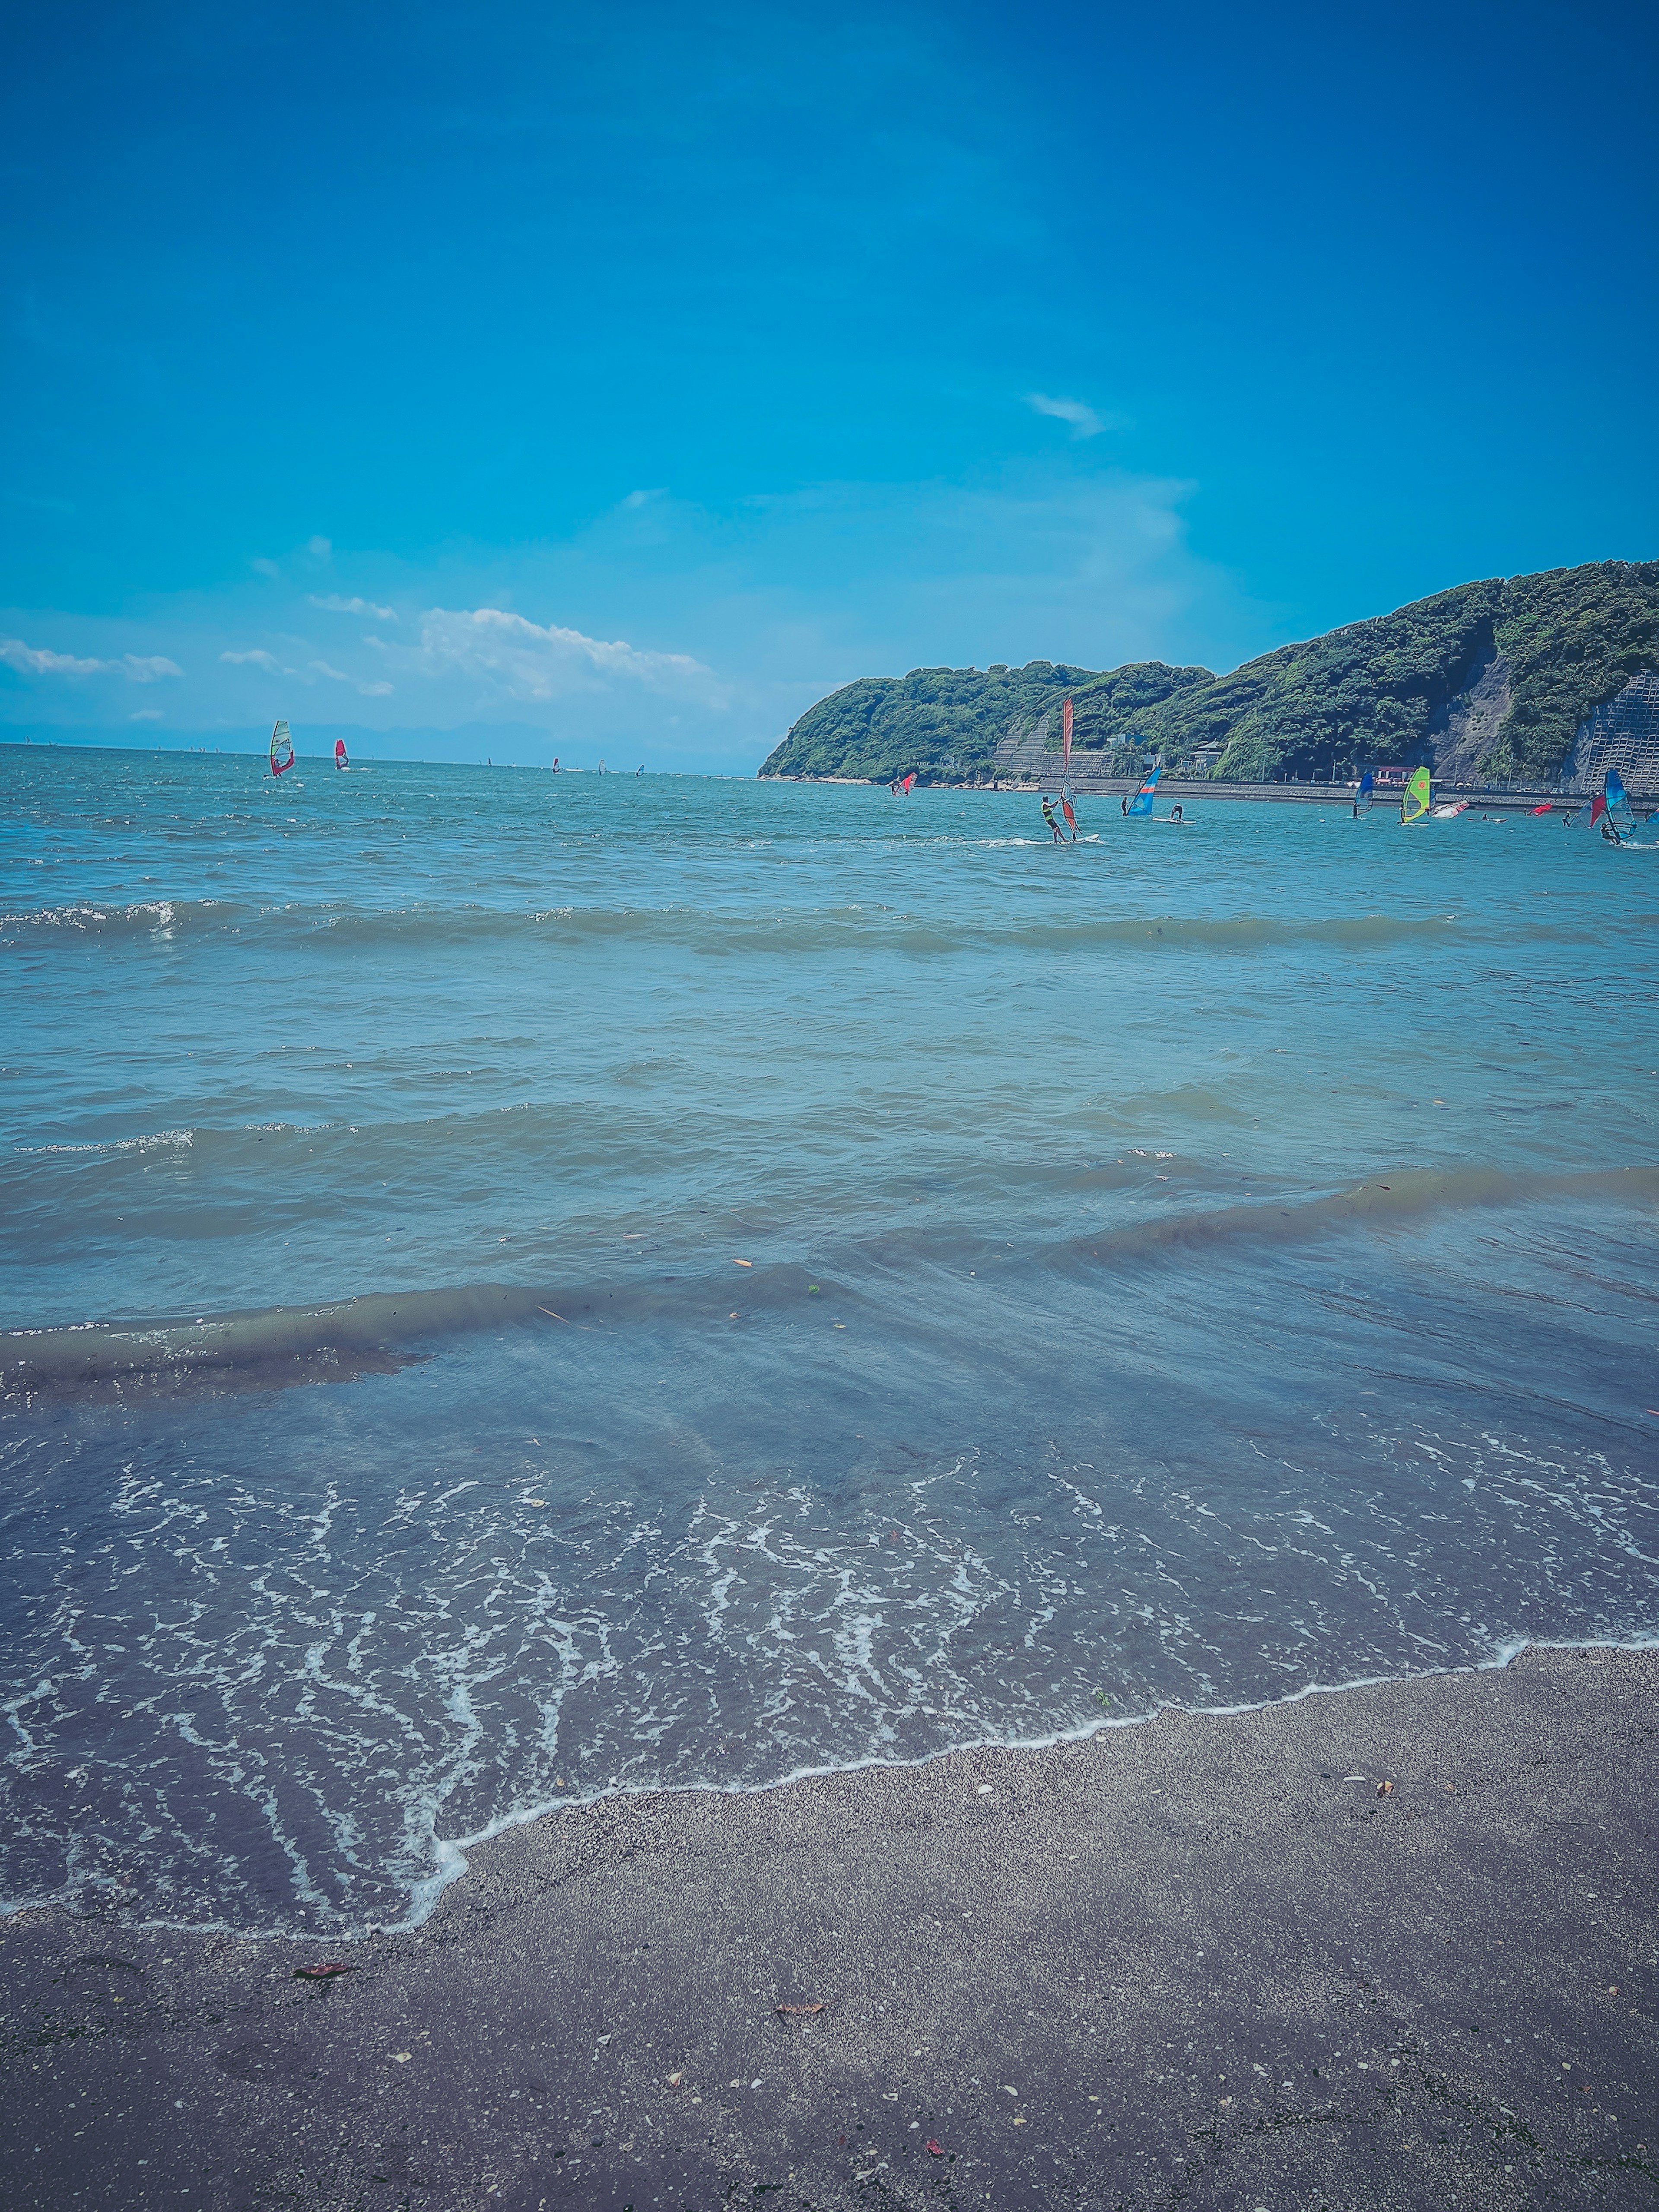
left=3, top=1642, right=1653, bottom=2212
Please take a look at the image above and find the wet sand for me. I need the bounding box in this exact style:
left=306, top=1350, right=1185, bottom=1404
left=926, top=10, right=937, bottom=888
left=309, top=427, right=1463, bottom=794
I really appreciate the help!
left=3, top=1642, right=1655, bottom=2212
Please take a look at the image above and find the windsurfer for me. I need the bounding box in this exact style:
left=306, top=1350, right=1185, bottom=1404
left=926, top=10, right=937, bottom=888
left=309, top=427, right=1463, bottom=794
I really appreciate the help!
left=1040, top=795, right=1066, bottom=844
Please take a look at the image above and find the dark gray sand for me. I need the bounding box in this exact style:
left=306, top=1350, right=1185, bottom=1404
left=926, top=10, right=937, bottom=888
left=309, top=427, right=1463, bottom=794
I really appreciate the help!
left=4, top=1643, right=1654, bottom=2212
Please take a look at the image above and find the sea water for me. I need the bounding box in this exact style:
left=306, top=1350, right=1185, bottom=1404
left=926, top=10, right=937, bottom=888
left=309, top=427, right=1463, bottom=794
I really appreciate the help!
left=2, top=747, right=1656, bottom=1933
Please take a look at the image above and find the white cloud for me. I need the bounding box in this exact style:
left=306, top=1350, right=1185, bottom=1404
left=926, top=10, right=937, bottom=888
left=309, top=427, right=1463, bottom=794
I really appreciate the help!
left=308, top=658, right=393, bottom=696
left=250, top=557, right=281, bottom=579
left=306, top=536, right=333, bottom=561
left=2, top=637, right=106, bottom=677
left=309, top=594, right=398, bottom=621
left=220, top=647, right=280, bottom=668
left=130, top=708, right=165, bottom=721
left=0, top=636, right=181, bottom=680
left=410, top=605, right=721, bottom=704
left=1027, top=392, right=1111, bottom=439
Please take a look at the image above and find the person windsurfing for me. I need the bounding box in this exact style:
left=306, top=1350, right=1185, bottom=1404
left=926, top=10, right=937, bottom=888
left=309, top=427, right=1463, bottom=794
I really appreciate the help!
left=1059, top=696, right=1077, bottom=839
left=1041, top=794, right=1066, bottom=843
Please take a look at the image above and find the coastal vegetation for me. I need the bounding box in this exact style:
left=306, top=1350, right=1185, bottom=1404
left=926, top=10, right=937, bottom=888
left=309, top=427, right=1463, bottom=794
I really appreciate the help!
left=759, top=559, right=1659, bottom=784
left=760, top=659, right=1096, bottom=784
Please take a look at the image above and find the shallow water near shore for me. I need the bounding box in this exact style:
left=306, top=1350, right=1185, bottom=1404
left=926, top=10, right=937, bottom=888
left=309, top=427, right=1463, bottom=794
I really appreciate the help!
left=3, top=746, right=1656, bottom=1933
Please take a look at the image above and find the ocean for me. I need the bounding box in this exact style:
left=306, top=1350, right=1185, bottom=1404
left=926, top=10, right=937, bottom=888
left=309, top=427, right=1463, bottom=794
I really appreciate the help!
left=3, top=744, right=1656, bottom=1936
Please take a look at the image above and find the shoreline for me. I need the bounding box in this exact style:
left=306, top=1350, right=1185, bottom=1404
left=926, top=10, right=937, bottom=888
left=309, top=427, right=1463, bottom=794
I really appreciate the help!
left=5, top=1642, right=1655, bottom=2209
left=759, top=770, right=1600, bottom=809
left=7, top=1630, right=1657, bottom=1943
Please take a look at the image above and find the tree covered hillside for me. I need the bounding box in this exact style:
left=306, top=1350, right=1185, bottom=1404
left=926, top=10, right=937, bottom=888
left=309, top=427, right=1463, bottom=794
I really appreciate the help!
left=759, top=561, right=1659, bottom=784
left=759, top=660, right=1098, bottom=783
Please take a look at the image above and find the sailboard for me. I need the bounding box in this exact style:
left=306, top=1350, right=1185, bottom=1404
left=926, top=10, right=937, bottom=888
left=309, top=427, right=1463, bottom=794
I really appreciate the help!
left=1060, top=696, right=1078, bottom=838
left=334, top=737, right=349, bottom=772
left=1125, top=763, right=1161, bottom=818
left=1606, top=769, right=1636, bottom=836
left=1400, top=766, right=1432, bottom=823
left=270, top=719, right=294, bottom=778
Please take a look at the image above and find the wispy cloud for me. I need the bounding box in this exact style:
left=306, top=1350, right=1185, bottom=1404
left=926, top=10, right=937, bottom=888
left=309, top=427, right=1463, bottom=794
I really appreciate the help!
left=410, top=605, right=721, bottom=703
left=309, top=659, right=393, bottom=696
left=309, top=594, right=398, bottom=621
left=130, top=708, right=165, bottom=721
left=1027, top=392, right=1112, bottom=439
left=220, top=647, right=279, bottom=668
left=1, top=636, right=182, bottom=680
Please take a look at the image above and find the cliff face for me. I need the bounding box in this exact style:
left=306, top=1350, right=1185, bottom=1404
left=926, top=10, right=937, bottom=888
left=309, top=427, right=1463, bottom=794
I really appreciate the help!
left=758, top=560, right=1659, bottom=785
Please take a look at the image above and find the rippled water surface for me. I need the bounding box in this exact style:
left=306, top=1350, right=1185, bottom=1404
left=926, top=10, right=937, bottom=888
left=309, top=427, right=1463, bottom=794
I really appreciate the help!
left=3, top=746, right=1656, bottom=1931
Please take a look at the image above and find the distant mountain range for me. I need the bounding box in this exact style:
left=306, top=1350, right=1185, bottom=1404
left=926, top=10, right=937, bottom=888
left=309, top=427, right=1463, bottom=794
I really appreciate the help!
left=759, top=559, right=1659, bottom=786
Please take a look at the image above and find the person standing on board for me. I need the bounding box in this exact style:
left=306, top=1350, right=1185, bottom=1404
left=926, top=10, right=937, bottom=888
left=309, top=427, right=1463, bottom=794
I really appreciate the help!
left=1041, top=794, right=1066, bottom=843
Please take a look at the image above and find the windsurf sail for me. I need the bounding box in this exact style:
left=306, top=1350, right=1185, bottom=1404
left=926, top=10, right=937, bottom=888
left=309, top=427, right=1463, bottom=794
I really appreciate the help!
left=334, top=737, right=349, bottom=771
left=1125, top=763, right=1161, bottom=818
left=1400, top=766, right=1432, bottom=823
left=1431, top=800, right=1468, bottom=819
left=270, top=719, right=294, bottom=777
left=1588, top=792, right=1609, bottom=830
left=1529, top=803, right=1554, bottom=815
left=902, top=772, right=915, bottom=795
left=1060, top=696, right=1078, bottom=838
left=1357, top=769, right=1375, bottom=809
left=1606, top=769, right=1636, bottom=834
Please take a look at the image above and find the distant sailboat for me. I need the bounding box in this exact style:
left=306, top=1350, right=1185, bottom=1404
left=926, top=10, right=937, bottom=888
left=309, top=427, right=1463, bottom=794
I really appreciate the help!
left=1125, top=762, right=1161, bottom=817
left=270, top=719, right=294, bottom=778
left=1400, top=766, right=1432, bottom=823
left=334, top=737, right=349, bottom=772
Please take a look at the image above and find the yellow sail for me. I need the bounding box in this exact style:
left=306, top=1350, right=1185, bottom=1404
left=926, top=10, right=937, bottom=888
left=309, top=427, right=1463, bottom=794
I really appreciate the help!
left=1401, top=766, right=1432, bottom=823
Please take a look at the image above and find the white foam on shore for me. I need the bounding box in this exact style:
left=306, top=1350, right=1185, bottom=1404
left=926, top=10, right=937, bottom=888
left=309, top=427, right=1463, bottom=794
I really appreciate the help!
left=385, top=1627, right=1659, bottom=1941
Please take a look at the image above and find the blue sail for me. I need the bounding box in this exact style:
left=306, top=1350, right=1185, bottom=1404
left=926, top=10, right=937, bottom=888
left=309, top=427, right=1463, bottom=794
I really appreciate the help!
left=1606, top=769, right=1636, bottom=833
left=1125, top=765, right=1162, bottom=818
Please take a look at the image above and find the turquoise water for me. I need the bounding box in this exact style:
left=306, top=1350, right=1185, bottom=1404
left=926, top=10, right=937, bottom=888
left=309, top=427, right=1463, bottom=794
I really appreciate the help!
left=3, top=745, right=1656, bottom=1932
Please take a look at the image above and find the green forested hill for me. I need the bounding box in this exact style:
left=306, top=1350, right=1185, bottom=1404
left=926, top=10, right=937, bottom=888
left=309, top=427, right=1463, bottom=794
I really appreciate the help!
left=759, top=660, right=1099, bottom=783
left=759, top=560, right=1659, bottom=784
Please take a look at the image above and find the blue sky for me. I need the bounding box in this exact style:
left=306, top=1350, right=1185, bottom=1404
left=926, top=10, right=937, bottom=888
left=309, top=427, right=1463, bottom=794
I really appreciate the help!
left=3, top=0, right=1655, bottom=767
